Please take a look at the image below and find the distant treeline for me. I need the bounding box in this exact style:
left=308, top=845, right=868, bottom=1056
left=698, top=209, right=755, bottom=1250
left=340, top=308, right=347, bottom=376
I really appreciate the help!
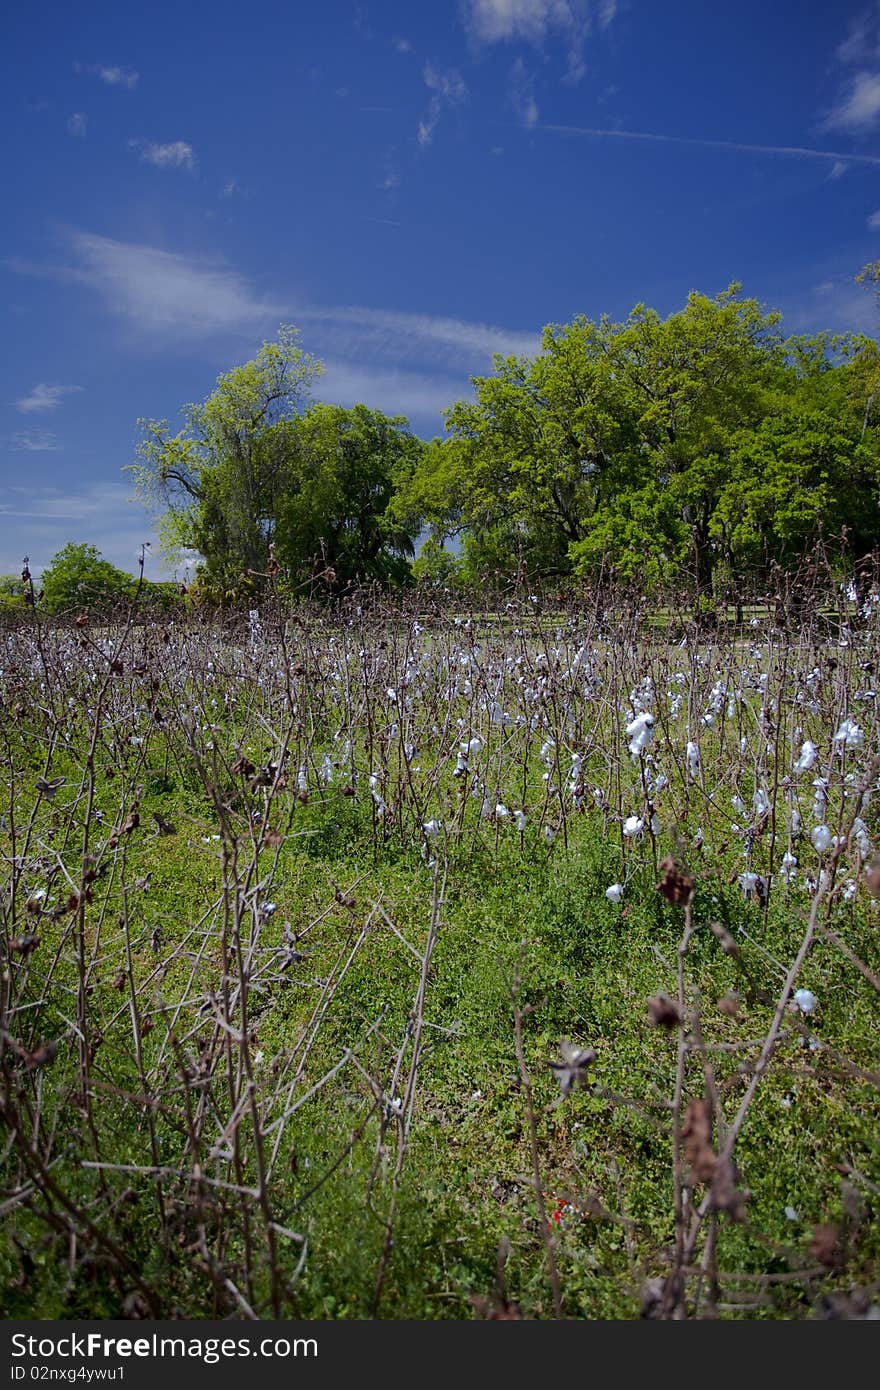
left=8, top=280, right=880, bottom=610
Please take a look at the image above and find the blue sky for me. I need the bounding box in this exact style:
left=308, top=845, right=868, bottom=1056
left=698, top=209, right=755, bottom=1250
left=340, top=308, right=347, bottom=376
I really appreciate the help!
left=4, top=0, right=880, bottom=578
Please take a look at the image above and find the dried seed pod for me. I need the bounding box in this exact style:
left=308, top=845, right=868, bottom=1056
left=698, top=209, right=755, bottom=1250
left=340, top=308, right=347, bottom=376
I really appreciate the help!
left=809, top=1224, right=841, bottom=1269
left=718, top=990, right=741, bottom=1018
left=656, top=855, right=695, bottom=905
left=682, top=1097, right=717, bottom=1183
left=647, top=992, right=682, bottom=1028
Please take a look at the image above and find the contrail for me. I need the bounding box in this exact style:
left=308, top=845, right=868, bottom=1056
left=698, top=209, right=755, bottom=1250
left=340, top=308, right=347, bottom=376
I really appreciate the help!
left=538, top=122, right=880, bottom=167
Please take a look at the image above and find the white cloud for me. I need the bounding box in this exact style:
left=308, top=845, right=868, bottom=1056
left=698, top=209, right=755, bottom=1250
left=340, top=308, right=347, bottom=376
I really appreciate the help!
left=462, top=0, right=614, bottom=80
left=418, top=63, right=468, bottom=147
left=7, top=233, right=539, bottom=397
left=98, top=64, right=139, bottom=89
left=319, top=360, right=471, bottom=421
left=825, top=70, right=880, bottom=131
left=129, top=139, right=195, bottom=170
left=16, top=383, right=83, bottom=413
left=869, top=209, right=880, bottom=228
left=508, top=57, right=539, bottom=128
left=75, top=62, right=139, bottom=89
left=67, top=112, right=88, bottom=138
left=836, top=4, right=880, bottom=66
left=393, top=36, right=412, bottom=52
left=296, top=304, right=540, bottom=370
left=51, top=231, right=285, bottom=337
left=783, top=275, right=878, bottom=337
left=0, top=483, right=171, bottom=580
left=830, top=159, right=848, bottom=179
left=824, top=8, right=880, bottom=132
left=9, top=430, right=62, bottom=452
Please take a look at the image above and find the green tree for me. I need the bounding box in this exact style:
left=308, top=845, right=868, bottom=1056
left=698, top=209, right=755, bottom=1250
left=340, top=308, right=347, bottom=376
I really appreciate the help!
left=131, top=326, right=323, bottom=591
left=40, top=544, right=134, bottom=613
left=274, top=403, right=423, bottom=590
left=569, top=285, right=781, bottom=592
left=403, top=285, right=787, bottom=592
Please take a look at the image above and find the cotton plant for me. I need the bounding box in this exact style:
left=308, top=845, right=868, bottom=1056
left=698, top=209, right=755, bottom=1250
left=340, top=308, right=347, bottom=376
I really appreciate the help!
left=625, top=711, right=655, bottom=756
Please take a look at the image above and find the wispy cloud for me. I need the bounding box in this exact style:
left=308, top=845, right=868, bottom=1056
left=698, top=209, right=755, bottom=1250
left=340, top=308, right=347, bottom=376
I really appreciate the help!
left=825, top=72, right=880, bottom=132
left=824, top=7, right=880, bottom=132
left=75, top=62, right=139, bottom=89
left=319, top=360, right=471, bottom=421
left=129, top=139, right=195, bottom=170
left=783, top=275, right=879, bottom=336
left=393, top=36, right=412, bottom=53
left=6, top=233, right=538, bottom=420
left=9, top=430, right=62, bottom=452
left=508, top=57, right=539, bottom=129
left=67, top=112, right=88, bottom=138
left=0, top=483, right=170, bottom=580
left=462, top=0, right=614, bottom=82
left=418, top=63, right=467, bottom=148
left=869, top=209, right=880, bottom=228
left=296, top=304, right=540, bottom=369
left=7, top=231, right=285, bottom=338
left=538, top=121, right=880, bottom=166
left=16, top=383, right=83, bottom=414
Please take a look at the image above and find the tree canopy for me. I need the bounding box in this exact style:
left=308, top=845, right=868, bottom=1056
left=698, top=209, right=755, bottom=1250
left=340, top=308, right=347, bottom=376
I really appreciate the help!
left=131, top=328, right=422, bottom=597
left=397, top=284, right=880, bottom=594
left=127, top=291, right=880, bottom=602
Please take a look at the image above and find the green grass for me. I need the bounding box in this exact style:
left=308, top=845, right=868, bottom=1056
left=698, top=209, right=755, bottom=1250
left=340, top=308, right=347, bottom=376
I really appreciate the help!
left=1, top=602, right=878, bottom=1319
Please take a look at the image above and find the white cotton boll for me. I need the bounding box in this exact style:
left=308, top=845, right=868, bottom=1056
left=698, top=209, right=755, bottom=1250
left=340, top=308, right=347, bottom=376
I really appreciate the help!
left=650, top=813, right=660, bottom=836
left=686, top=741, right=701, bottom=777
left=834, top=719, right=863, bottom=749
left=468, top=737, right=483, bottom=756
left=669, top=694, right=683, bottom=717
left=780, top=851, right=797, bottom=881
left=423, top=818, right=441, bottom=841
left=653, top=772, right=668, bottom=793
left=731, top=794, right=746, bottom=816
left=625, top=712, right=655, bottom=755
left=851, top=817, right=871, bottom=856
left=593, top=786, right=606, bottom=807
left=623, top=815, right=644, bottom=838
left=739, top=737, right=748, bottom=754
left=738, top=872, right=758, bottom=896
left=753, top=789, right=770, bottom=817
left=514, top=810, right=527, bottom=833
left=811, top=824, right=831, bottom=853
left=790, top=809, right=801, bottom=836
left=543, top=824, right=557, bottom=844
left=495, top=803, right=509, bottom=819
left=794, top=740, right=817, bottom=774
left=605, top=883, right=624, bottom=903
left=794, top=988, right=816, bottom=1014
left=784, top=1206, right=799, bottom=1223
